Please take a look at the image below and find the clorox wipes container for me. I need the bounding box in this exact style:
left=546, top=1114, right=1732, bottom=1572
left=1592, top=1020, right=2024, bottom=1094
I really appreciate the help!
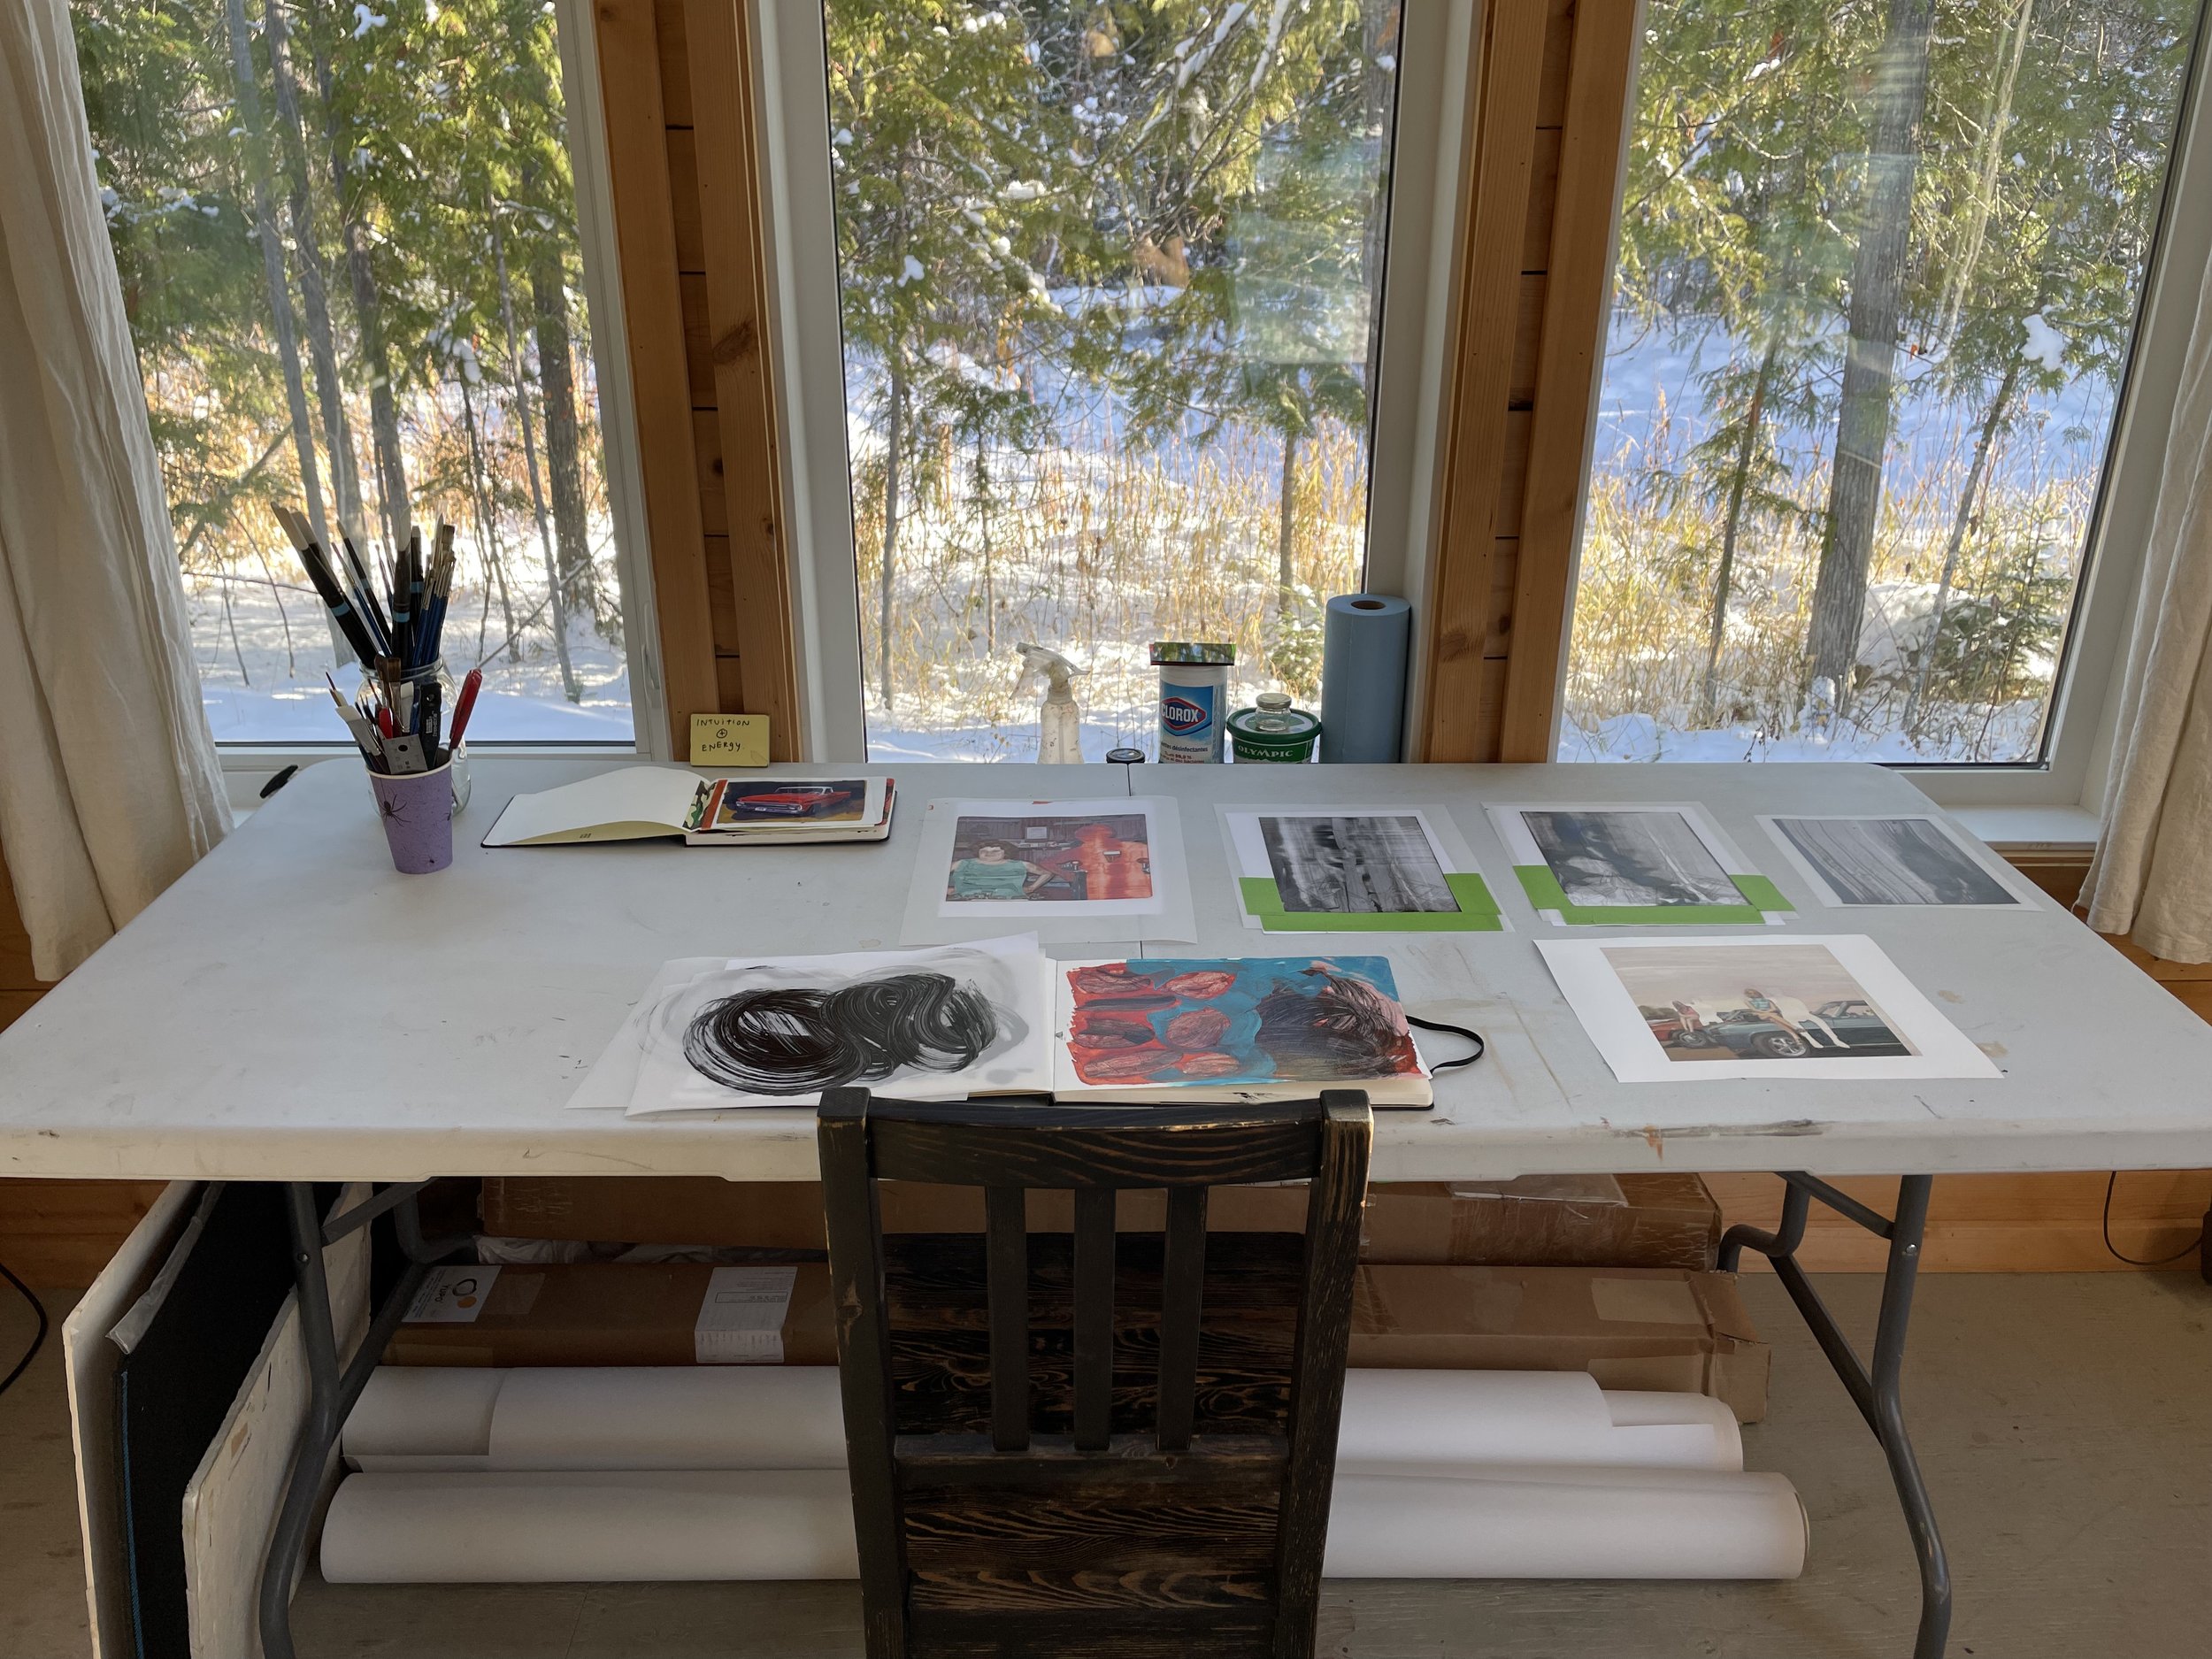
left=1150, top=641, right=1235, bottom=763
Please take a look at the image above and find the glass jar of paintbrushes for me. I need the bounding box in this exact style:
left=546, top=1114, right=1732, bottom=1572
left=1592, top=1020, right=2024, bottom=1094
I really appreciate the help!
left=274, top=508, right=487, bottom=873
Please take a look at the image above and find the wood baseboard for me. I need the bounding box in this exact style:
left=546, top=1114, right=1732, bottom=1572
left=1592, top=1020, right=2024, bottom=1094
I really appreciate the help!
left=1704, top=1171, right=2210, bottom=1273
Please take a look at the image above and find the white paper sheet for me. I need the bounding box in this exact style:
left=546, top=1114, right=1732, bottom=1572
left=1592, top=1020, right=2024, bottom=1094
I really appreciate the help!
left=1538, top=933, right=2003, bottom=1082
left=901, top=796, right=1195, bottom=945
left=564, top=957, right=722, bottom=1110
left=592, top=936, right=1054, bottom=1114
left=319, top=1463, right=1805, bottom=1584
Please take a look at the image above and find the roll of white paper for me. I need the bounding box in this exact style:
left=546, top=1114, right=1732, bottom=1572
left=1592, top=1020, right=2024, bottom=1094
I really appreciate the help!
left=319, top=1471, right=861, bottom=1583
left=320, top=1464, right=1805, bottom=1585
left=490, top=1367, right=849, bottom=1470
left=342, top=1369, right=506, bottom=1458
left=343, top=1366, right=1739, bottom=1473
left=1337, top=1370, right=1739, bottom=1471
left=1325, top=1468, right=1807, bottom=1580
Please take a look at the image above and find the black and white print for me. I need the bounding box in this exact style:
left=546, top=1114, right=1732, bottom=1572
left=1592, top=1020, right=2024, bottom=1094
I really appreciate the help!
left=1766, top=816, right=2026, bottom=907
left=1258, top=814, right=1459, bottom=914
left=1523, top=810, right=1742, bottom=908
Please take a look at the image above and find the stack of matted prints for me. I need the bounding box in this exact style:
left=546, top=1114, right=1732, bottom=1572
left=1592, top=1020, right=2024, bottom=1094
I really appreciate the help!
left=320, top=1366, right=1805, bottom=1583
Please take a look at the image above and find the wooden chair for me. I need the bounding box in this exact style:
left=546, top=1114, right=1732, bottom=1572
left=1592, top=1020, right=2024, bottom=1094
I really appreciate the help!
left=818, top=1087, right=1373, bottom=1659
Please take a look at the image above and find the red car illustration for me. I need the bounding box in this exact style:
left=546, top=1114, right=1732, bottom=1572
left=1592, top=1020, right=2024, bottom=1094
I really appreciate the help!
left=726, top=783, right=859, bottom=818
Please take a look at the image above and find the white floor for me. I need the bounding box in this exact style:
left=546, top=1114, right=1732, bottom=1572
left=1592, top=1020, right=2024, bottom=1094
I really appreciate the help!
left=4, top=1271, right=2208, bottom=1658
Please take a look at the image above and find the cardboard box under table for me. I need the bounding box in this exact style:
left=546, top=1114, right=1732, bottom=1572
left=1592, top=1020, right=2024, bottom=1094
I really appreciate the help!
left=1350, top=1264, right=1769, bottom=1424
left=478, top=1172, right=1722, bottom=1271
left=386, top=1263, right=837, bottom=1367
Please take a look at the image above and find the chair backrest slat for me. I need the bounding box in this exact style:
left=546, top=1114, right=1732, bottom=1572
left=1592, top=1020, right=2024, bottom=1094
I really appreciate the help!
left=1071, top=1187, right=1116, bottom=1452
left=984, top=1184, right=1029, bottom=1453
left=868, top=1109, right=1320, bottom=1189
left=1155, top=1184, right=1209, bottom=1453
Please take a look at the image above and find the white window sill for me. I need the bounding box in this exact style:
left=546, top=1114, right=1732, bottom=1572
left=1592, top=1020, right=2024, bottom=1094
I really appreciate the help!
left=1950, top=804, right=2101, bottom=851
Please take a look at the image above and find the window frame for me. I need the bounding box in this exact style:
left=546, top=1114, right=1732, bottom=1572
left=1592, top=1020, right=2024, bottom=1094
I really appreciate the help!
left=1550, top=4, right=2212, bottom=818
left=206, top=0, right=665, bottom=779
left=749, top=0, right=1479, bottom=763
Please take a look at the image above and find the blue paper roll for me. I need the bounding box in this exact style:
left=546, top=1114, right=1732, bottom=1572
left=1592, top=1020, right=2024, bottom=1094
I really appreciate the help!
left=1318, top=593, right=1412, bottom=763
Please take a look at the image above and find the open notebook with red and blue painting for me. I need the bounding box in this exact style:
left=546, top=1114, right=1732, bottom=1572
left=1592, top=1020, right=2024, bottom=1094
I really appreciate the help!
left=570, top=944, right=1470, bottom=1115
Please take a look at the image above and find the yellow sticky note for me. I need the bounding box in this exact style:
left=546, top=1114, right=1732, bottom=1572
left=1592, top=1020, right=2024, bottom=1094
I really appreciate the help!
left=689, top=712, right=771, bottom=766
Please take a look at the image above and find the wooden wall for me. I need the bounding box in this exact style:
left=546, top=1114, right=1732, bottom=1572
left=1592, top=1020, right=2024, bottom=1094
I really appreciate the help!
left=0, top=848, right=165, bottom=1287
left=595, top=0, right=798, bottom=757
left=1420, top=0, right=1636, bottom=763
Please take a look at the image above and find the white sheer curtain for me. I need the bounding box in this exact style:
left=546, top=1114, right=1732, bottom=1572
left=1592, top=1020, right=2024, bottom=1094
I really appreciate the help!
left=0, top=0, right=230, bottom=982
left=2083, top=249, right=2212, bottom=964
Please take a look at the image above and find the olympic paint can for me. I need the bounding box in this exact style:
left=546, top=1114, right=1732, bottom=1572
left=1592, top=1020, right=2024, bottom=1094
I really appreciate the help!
left=1149, top=641, right=1235, bottom=764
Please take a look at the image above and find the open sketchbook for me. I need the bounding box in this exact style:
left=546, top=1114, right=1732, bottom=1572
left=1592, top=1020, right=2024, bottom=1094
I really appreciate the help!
left=571, top=943, right=1432, bottom=1113
left=483, top=768, right=894, bottom=848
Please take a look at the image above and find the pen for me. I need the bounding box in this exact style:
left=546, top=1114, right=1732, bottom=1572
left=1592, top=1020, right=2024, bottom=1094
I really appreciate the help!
left=448, top=667, right=484, bottom=750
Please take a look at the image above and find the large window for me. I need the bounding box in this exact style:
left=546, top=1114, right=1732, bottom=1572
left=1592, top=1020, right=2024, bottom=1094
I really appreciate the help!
left=817, top=0, right=1403, bottom=762
left=75, top=0, right=638, bottom=746
left=1564, top=0, right=2207, bottom=768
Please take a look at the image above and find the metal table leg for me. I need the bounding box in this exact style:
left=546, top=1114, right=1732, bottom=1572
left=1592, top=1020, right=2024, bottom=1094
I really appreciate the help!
left=257, top=1182, right=468, bottom=1659
left=1720, top=1172, right=1950, bottom=1659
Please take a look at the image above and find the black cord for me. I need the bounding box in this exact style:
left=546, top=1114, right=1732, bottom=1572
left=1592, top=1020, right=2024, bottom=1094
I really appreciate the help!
left=1408, top=1014, right=1486, bottom=1071
left=0, top=1254, right=48, bottom=1398
left=2101, top=1171, right=2207, bottom=1267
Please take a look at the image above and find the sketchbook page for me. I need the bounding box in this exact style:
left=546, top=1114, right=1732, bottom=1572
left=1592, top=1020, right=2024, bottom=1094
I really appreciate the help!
left=1218, top=806, right=1509, bottom=933
left=624, top=935, right=1054, bottom=1114
left=565, top=958, right=725, bottom=1110
left=1536, top=933, right=2001, bottom=1082
left=1050, top=954, right=1431, bottom=1104
left=1486, top=802, right=1791, bottom=926
left=481, top=766, right=706, bottom=846
left=1755, top=813, right=2045, bottom=909
left=901, top=795, right=1195, bottom=947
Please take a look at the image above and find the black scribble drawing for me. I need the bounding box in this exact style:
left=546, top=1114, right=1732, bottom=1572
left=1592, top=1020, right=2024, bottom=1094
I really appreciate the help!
left=1775, top=818, right=2018, bottom=906
left=682, top=971, right=1000, bottom=1094
left=1525, top=810, right=1741, bottom=908
left=1259, top=815, right=1458, bottom=913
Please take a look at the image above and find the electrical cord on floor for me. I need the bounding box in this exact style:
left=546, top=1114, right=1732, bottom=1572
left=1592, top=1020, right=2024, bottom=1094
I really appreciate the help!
left=2101, top=1171, right=2207, bottom=1267
left=0, top=1253, right=48, bottom=1398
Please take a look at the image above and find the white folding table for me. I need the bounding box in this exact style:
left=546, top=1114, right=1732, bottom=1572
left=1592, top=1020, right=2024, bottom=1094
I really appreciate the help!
left=7, top=757, right=2210, bottom=1659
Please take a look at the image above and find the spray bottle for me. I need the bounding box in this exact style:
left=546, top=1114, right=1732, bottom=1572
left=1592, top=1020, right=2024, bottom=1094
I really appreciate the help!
left=1017, top=643, right=1084, bottom=764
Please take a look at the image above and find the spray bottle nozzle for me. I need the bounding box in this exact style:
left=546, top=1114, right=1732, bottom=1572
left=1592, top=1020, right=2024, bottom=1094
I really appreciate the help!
left=1016, top=642, right=1080, bottom=691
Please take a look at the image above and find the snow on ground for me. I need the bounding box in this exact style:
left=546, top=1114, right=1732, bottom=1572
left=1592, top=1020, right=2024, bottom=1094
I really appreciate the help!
left=187, top=565, right=634, bottom=746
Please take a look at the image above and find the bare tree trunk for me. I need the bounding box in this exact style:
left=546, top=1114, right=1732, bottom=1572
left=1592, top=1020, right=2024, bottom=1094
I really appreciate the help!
left=250, top=547, right=299, bottom=676
left=226, top=0, right=325, bottom=547
left=1804, top=0, right=1937, bottom=703
left=1695, top=333, right=1783, bottom=726
left=267, top=0, right=359, bottom=531
left=494, top=208, right=580, bottom=702
left=1276, top=428, right=1300, bottom=617
left=1904, top=355, right=2022, bottom=733
left=529, top=242, right=598, bottom=626
left=879, top=356, right=906, bottom=712
left=459, top=373, right=520, bottom=664
left=314, top=35, right=408, bottom=556
left=1938, top=0, right=2033, bottom=344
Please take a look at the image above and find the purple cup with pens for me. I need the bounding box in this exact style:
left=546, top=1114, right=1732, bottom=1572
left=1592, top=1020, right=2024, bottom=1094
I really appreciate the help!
left=272, top=507, right=487, bottom=875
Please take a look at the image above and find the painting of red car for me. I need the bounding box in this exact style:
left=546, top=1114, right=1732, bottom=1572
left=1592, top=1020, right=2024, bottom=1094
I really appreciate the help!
left=716, top=780, right=864, bottom=821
